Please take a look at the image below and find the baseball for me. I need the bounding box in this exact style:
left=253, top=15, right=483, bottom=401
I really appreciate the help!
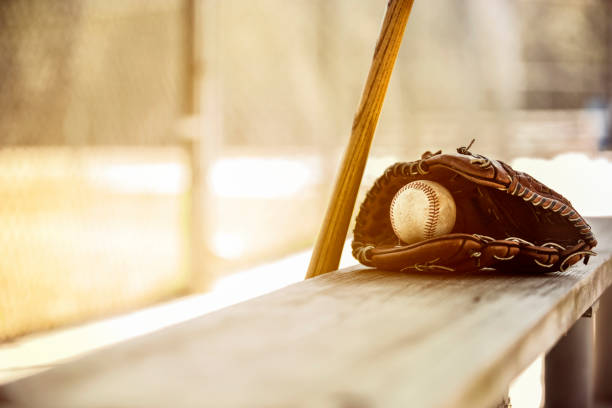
left=390, top=180, right=456, bottom=245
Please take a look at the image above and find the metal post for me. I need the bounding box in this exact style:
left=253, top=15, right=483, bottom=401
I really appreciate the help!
left=544, top=312, right=595, bottom=408
left=595, top=288, right=612, bottom=404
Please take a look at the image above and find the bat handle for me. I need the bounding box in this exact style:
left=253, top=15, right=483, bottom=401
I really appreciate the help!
left=305, top=0, right=415, bottom=279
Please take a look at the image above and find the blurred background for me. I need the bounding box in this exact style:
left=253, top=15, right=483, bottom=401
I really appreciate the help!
left=1, top=0, right=612, bottom=405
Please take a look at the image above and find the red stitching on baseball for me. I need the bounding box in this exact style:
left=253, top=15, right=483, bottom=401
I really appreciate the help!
left=412, top=182, right=441, bottom=239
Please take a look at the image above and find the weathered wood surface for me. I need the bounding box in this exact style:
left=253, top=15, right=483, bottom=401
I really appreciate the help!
left=306, top=0, right=415, bottom=279
left=2, top=218, right=611, bottom=408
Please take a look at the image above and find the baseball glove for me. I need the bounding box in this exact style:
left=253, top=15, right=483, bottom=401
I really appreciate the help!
left=352, top=142, right=597, bottom=273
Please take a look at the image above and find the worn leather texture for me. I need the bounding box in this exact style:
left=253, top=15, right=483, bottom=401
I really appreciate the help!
left=352, top=145, right=597, bottom=273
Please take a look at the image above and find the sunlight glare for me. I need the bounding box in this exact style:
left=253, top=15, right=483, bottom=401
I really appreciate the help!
left=209, top=157, right=319, bottom=198
left=511, top=153, right=612, bottom=217
left=508, top=356, right=543, bottom=408
left=212, top=232, right=246, bottom=260
left=88, top=162, right=188, bottom=194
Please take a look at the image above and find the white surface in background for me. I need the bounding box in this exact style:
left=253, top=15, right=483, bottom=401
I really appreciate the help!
left=511, top=153, right=612, bottom=216
left=208, top=155, right=324, bottom=259
left=209, top=156, right=321, bottom=198
left=0, top=147, right=191, bottom=195
left=211, top=232, right=247, bottom=260
left=509, top=356, right=543, bottom=408
left=90, top=162, right=188, bottom=194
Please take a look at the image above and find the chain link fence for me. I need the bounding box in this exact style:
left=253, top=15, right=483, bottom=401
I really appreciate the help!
left=0, top=0, right=193, bottom=339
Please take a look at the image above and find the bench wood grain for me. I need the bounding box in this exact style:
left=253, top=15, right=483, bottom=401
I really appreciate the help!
left=2, top=217, right=611, bottom=408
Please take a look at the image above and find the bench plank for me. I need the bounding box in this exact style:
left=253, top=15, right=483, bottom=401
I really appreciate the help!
left=2, top=218, right=612, bottom=408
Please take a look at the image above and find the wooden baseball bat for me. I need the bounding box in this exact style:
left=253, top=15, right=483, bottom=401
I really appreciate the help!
left=306, top=0, right=415, bottom=279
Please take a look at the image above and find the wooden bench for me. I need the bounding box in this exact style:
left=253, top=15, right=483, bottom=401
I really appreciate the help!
left=3, top=3, right=610, bottom=407
left=1, top=217, right=610, bottom=408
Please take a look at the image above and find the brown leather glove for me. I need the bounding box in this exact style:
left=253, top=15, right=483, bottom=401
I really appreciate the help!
left=352, top=144, right=597, bottom=273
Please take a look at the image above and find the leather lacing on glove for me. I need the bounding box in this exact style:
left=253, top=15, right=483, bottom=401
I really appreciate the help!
left=352, top=141, right=597, bottom=273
